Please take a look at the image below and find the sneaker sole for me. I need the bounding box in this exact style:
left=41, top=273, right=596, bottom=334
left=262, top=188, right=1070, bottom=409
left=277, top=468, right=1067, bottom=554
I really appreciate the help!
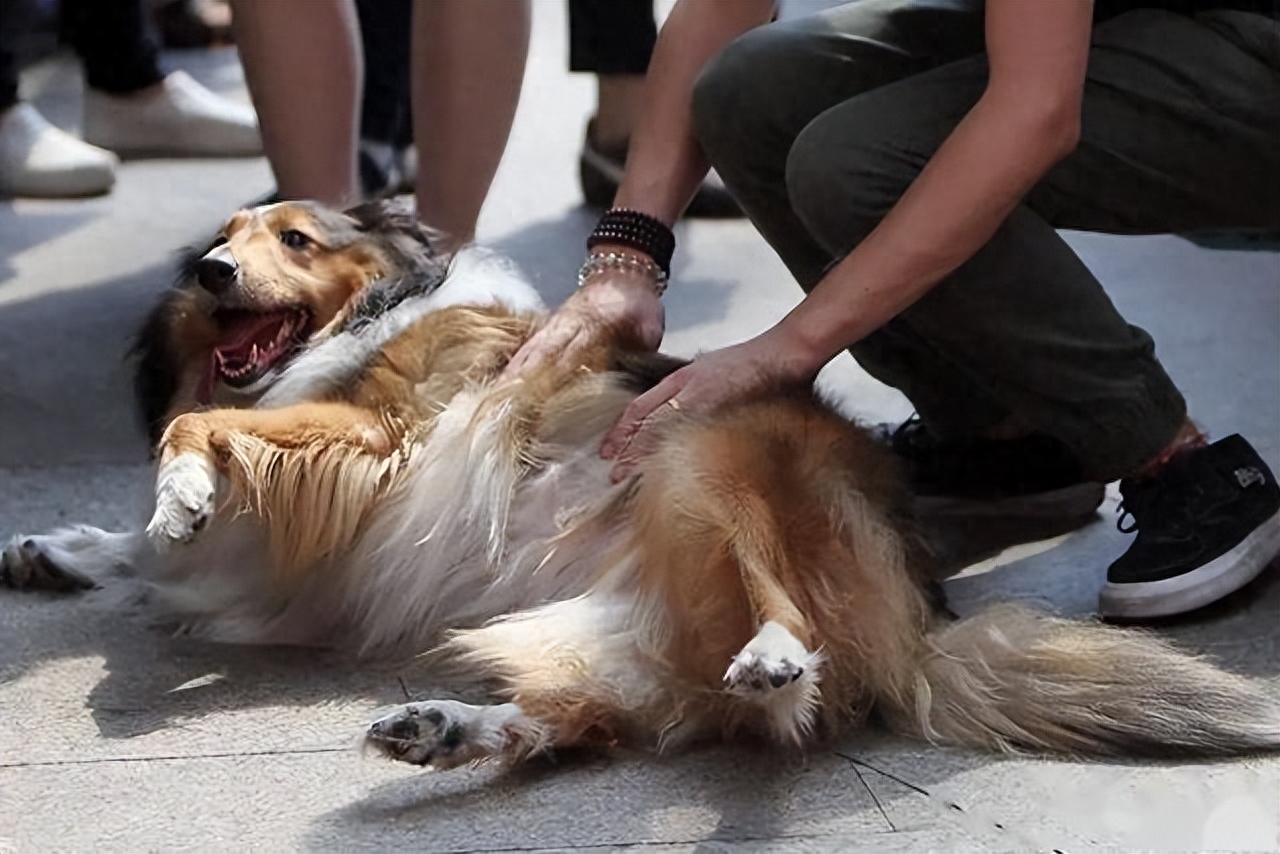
left=1098, top=509, right=1280, bottom=620
left=915, top=482, right=1106, bottom=519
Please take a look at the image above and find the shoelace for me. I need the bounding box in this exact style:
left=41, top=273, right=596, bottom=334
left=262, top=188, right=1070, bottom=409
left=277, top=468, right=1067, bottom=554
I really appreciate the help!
left=889, top=414, right=934, bottom=457
left=1115, top=474, right=1200, bottom=536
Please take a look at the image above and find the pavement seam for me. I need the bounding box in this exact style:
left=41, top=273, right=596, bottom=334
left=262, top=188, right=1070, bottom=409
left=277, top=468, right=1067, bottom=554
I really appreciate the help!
left=0, top=744, right=348, bottom=769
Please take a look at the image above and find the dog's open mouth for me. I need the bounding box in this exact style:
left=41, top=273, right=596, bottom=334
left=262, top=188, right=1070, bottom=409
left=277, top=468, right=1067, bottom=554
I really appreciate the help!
left=209, top=308, right=309, bottom=390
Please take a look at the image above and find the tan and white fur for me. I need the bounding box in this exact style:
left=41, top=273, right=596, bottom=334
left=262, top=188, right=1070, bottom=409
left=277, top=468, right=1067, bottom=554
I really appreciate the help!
left=4, top=200, right=1277, bottom=774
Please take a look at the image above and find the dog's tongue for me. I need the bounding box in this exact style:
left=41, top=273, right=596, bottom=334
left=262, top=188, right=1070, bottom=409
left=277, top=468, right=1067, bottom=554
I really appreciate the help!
left=200, top=311, right=298, bottom=400
left=218, top=312, right=291, bottom=355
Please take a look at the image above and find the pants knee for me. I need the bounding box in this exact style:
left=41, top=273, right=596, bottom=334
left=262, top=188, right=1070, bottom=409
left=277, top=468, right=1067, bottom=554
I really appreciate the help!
left=692, top=28, right=781, bottom=164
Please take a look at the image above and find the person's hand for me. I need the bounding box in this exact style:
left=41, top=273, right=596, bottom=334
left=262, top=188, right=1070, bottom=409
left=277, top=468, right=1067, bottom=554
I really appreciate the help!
left=504, top=269, right=665, bottom=376
left=600, top=327, right=820, bottom=483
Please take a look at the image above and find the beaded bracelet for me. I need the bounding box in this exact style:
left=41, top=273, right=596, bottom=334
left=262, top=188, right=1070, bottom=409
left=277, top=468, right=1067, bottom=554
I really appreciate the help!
left=586, top=208, right=675, bottom=276
left=577, top=251, right=669, bottom=296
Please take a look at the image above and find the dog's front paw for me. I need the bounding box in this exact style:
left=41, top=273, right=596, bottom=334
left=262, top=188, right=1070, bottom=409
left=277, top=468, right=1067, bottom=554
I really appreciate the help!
left=363, top=700, right=539, bottom=770
left=1, top=535, right=97, bottom=592
left=724, top=621, right=812, bottom=694
left=146, top=453, right=217, bottom=550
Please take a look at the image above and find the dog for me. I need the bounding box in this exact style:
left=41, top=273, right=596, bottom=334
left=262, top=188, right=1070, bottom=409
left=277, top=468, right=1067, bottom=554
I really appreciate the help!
left=4, top=199, right=1277, bottom=771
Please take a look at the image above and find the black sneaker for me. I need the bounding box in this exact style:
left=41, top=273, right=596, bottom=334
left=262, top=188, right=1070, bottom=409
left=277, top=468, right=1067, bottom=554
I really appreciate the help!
left=882, top=416, right=1106, bottom=519
left=1099, top=434, right=1280, bottom=620
left=579, top=119, right=743, bottom=219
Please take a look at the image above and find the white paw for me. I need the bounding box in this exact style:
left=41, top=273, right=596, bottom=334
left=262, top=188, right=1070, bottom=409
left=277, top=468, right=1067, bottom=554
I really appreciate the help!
left=146, top=453, right=217, bottom=550
left=1, top=534, right=96, bottom=592
left=363, top=700, right=537, bottom=770
left=724, top=621, right=813, bottom=694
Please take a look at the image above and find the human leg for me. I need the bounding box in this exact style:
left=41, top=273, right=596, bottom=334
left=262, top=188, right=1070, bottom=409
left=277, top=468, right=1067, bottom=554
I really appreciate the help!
left=230, top=0, right=360, bottom=205
left=569, top=0, right=655, bottom=147
left=61, top=0, right=164, bottom=95
left=410, top=0, right=529, bottom=248
left=571, top=0, right=739, bottom=216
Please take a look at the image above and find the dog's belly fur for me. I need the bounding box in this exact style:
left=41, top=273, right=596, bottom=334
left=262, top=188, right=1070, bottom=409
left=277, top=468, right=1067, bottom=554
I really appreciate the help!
left=144, top=385, right=628, bottom=651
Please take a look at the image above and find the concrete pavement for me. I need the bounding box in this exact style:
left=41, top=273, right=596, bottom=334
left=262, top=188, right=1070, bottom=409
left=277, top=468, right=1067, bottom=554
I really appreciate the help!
left=2, top=3, right=1278, bottom=851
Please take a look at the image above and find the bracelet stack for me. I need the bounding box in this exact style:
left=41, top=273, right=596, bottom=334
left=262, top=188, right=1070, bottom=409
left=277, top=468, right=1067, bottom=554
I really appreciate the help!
left=586, top=208, right=675, bottom=276
left=581, top=207, right=676, bottom=297
left=577, top=251, right=669, bottom=296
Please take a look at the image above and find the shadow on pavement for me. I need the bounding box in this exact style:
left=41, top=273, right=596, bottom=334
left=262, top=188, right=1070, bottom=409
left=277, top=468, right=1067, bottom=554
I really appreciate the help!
left=0, top=202, right=105, bottom=282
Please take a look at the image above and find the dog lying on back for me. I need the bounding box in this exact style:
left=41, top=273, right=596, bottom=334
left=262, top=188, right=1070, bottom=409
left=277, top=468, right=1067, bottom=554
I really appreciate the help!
left=4, top=199, right=1277, bottom=770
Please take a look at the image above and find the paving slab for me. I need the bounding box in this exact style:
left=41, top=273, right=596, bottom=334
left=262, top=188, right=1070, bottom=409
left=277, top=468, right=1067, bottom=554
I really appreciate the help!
left=2, top=3, right=1278, bottom=852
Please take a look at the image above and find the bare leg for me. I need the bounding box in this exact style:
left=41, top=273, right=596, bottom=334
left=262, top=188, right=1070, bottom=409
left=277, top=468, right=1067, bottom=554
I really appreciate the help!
left=411, top=0, right=529, bottom=248
left=229, top=0, right=362, bottom=206
left=593, top=74, right=645, bottom=149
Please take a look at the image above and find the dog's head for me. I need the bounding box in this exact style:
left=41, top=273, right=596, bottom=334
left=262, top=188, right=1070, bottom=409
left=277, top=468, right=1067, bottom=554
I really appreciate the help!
left=134, top=199, right=448, bottom=445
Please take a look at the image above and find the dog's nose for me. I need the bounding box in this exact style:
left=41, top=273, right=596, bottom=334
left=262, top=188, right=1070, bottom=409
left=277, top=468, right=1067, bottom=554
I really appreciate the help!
left=195, top=254, right=238, bottom=294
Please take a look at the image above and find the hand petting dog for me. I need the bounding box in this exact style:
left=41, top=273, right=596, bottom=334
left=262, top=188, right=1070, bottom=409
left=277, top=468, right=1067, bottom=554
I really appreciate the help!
left=601, top=330, right=818, bottom=483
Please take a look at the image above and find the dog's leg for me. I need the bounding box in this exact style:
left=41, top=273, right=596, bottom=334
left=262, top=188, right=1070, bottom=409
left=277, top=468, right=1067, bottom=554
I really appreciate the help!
left=713, top=497, right=824, bottom=716
left=147, top=402, right=394, bottom=549
left=1, top=526, right=137, bottom=592
left=635, top=440, right=829, bottom=742
left=363, top=700, right=546, bottom=770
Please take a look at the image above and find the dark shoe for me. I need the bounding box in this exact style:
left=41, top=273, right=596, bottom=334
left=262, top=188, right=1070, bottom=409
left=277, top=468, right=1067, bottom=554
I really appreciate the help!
left=882, top=416, right=1106, bottom=519
left=578, top=119, right=743, bottom=219
left=1100, top=434, right=1280, bottom=620
left=359, top=143, right=414, bottom=199
left=359, top=147, right=393, bottom=199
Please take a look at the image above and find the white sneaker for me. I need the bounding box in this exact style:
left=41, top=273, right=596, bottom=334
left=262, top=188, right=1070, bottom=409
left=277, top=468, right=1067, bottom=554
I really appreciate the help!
left=0, top=103, right=118, bottom=198
left=83, top=70, right=263, bottom=158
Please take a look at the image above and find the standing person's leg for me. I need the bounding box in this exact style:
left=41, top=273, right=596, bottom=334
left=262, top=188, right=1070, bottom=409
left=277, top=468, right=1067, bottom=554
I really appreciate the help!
left=65, top=0, right=261, bottom=158
left=569, top=0, right=739, bottom=216
left=230, top=0, right=361, bottom=206
left=569, top=0, right=655, bottom=150
left=410, top=0, right=529, bottom=248
left=61, top=0, right=164, bottom=95
left=0, top=0, right=117, bottom=197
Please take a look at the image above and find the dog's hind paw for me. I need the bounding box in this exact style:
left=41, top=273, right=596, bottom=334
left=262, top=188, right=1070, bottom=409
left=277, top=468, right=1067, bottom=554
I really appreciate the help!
left=146, top=453, right=217, bottom=550
left=1, top=535, right=97, bottom=592
left=362, top=700, right=542, bottom=770
left=724, top=621, right=814, bottom=694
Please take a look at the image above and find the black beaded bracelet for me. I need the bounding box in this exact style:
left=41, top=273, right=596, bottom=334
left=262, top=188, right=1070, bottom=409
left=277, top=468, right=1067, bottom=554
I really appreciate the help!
left=586, top=208, right=675, bottom=276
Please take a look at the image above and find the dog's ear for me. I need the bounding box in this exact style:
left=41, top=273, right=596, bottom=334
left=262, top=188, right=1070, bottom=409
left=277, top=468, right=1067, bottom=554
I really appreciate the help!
left=344, top=199, right=450, bottom=259
left=130, top=291, right=187, bottom=450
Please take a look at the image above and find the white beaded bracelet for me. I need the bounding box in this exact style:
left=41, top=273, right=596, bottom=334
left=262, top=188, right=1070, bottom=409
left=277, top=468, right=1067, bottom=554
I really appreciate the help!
left=577, top=251, right=669, bottom=296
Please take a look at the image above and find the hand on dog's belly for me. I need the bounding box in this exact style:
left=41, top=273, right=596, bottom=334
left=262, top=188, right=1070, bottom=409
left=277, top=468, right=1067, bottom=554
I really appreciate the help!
left=146, top=453, right=217, bottom=549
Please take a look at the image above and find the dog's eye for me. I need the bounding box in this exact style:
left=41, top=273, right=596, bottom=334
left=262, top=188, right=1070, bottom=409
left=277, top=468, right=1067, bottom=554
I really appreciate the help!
left=279, top=229, right=313, bottom=250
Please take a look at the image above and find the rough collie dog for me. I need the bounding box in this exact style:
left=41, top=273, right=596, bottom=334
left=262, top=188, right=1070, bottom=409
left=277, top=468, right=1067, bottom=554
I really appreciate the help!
left=4, top=200, right=1278, bottom=771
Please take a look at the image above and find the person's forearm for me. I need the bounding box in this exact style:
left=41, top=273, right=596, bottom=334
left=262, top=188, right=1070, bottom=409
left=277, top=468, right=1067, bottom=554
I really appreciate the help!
left=774, top=91, right=1081, bottom=375
left=771, top=0, right=1092, bottom=377
left=612, top=0, right=774, bottom=226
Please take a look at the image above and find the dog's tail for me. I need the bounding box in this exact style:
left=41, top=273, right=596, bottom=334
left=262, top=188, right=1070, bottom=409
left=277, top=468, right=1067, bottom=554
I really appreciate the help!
left=884, top=603, right=1280, bottom=757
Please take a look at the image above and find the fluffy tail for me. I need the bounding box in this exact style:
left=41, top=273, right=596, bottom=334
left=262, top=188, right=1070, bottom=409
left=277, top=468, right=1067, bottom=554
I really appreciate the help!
left=887, top=604, right=1280, bottom=758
